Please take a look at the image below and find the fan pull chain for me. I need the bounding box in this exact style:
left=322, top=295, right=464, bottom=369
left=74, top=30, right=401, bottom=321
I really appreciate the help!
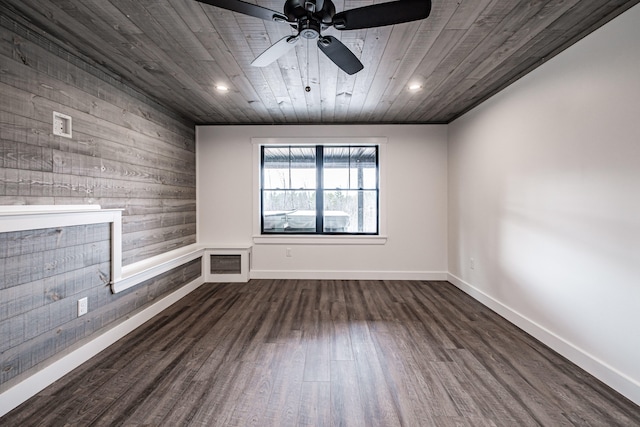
left=305, top=39, right=311, bottom=92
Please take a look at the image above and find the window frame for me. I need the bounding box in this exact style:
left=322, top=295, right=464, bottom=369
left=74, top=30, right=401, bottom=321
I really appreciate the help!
left=260, top=144, right=380, bottom=235
left=252, top=137, right=387, bottom=245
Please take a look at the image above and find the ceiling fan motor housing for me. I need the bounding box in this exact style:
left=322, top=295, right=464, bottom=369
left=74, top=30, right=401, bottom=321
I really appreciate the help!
left=284, top=0, right=336, bottom=26
left=299, top=16, right=321, bottom=39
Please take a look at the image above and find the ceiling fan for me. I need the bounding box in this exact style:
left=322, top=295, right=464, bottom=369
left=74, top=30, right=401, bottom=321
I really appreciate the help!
left=195, top=0, right=432, bottom=75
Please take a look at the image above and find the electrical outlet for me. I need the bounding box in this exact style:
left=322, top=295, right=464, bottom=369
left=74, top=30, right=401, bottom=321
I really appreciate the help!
left=470, top=258, right=475, bottom=270
left=286, top=248, right=292, bottom=257
left=53, top=111, right=72, bottom=138
left=78, top=297, right=88, bottom=317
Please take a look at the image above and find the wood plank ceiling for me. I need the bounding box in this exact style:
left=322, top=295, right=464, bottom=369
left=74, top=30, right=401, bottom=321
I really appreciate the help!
left=2, top=0, right=638, bottom=124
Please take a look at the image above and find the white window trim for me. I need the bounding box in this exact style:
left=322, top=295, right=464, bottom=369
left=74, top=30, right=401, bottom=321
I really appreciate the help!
left=251, top=137, right=388, bottom=245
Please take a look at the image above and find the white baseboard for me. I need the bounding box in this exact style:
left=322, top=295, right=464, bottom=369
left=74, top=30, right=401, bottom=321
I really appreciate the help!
left=447, top=273, right=640, bottom=406
left=0, top=276, right=205, bottom=418
left=250, top=270, right=448, bottom=281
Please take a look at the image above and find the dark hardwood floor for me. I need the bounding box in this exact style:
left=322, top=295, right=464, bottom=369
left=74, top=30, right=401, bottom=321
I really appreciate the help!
left=2, top=280, right=639, bottom=426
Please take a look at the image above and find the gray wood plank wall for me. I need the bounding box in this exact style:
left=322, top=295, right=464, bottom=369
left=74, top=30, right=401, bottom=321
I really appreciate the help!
left=0, top=11, right=201, bottom=391
left=0, top=10, right=197, bottom=265
left=0, top=222, right=202, bottom=389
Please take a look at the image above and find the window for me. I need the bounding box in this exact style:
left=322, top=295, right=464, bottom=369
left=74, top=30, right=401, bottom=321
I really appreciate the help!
left=261, top=145, right=379, bottom=235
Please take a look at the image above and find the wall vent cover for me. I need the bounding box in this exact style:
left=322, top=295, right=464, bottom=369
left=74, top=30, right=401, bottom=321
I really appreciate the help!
left=204, top=248, right=251, bottom=282
left=210, top=254, right=242, bottom=274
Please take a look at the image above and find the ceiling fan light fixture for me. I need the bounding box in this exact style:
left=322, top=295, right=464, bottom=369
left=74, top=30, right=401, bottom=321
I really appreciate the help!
left=195, top=0, right=432, bottom=74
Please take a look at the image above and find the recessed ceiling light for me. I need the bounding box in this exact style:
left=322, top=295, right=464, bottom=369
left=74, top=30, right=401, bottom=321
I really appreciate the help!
left=408, top=83, right=422, bottom=91
left=216, top=85, right=229, bottom=92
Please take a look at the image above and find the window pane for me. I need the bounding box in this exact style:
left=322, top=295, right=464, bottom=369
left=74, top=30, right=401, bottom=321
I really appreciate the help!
left=324, top=146, right=377, bottom=190
left=263, top=146, right=316, bottom=189
left=350, top=147, right=377, bottom=189
left=324, top=190, right=377, bottom=233
left=262, top=190, right=316, bottom=232
left=290, top=147, right=316, bottom=189
left=263, top=147, right=290, bottom=189
left=263, top=168, right=289, bottom=189
left=323, top=147, right=350, bottom=189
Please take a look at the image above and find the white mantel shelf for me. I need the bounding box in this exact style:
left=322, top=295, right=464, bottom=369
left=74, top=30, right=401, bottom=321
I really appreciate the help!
left=0, top=205, right=123, bottom=232
left=0, top=205, right=125, bottom=289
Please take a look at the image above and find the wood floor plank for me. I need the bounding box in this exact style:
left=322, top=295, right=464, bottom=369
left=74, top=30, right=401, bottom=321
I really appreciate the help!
left=224, top=342, right=283, bottom=426
left=452, top=328, right=573, bottom=425
left=262, top=334, right=305, bottom=426
left=166, top=358, right=248, bottom=426
left=330, top=360, right=366, bottom=427
left=298, top=381, right=331, bottom=427
left=349, top=321, right=402, bottom=427
left=89, top=343, right=198, bottom=427
left=112, top=344, right=210, bottom=425
left=302, top=307, right=331, bottom=382
left=447, top=348, right=548, bottom=426
left=367, top=321, right=436, bottom=425
left=2, top=280, right=639, bottom=426
left=329, top=300, right=354, bottom=361
left=51, top=351, right=166, bottom=425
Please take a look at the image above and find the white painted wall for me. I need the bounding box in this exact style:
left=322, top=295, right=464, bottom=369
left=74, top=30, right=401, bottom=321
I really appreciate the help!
left=448, top=5, right=640, bottom=404
left=197, top=125, right=448, bottom=279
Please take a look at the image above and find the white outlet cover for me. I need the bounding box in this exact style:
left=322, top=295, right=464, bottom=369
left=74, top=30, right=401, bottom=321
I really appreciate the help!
left=53, top=111, right=72, bottom=138
left=78, top=297, right=88, bottom=316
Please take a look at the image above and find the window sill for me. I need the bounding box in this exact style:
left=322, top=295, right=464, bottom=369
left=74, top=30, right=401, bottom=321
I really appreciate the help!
left=253, top=235, right=387, bottom=245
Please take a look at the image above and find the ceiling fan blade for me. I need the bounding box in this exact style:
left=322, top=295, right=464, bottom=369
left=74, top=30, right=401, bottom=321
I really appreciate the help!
left=251, top=36, right=300, bottom=67
left=317, top=36, right=363, bottom=75
left=332, top=0, right=431, bottom=30
left=195, top=0, right=290, bottom=23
